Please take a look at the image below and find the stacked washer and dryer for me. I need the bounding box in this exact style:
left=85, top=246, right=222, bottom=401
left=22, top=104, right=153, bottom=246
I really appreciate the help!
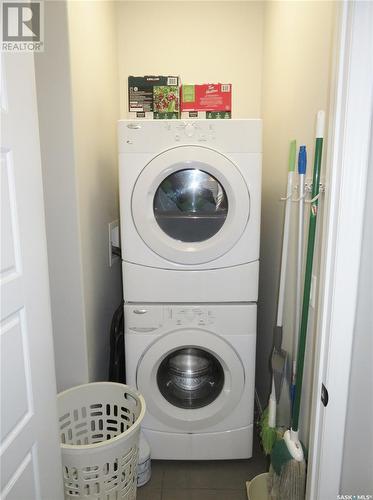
left=118, top=119, right=262, bottom=460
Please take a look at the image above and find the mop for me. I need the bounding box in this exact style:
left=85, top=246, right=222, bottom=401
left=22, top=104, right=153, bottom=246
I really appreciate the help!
left=269, top=111, right=325, bottom=500
left=260, top=140, right=296, bottom=455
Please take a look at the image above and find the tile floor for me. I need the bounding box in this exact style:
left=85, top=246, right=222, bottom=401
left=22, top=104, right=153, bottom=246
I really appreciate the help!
left=136, top=434, right=267, bottom=500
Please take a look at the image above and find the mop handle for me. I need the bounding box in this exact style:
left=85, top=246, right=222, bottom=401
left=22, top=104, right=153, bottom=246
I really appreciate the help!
left=292, top=111, right=325, bottom=432
left=293, top=147, right=307, bottom=378
left=276, top=140, right=296, bottom=327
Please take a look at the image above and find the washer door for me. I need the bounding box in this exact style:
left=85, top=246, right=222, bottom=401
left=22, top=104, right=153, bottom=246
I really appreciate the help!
left=136, top=329, right=245, bottom=431
left=157, top=347, right=225, bottom=410
left=132, top=146, right=250, bottom=265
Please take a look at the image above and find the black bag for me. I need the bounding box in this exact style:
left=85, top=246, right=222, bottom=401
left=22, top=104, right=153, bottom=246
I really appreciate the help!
left=108, top=301, right=125, bottom=383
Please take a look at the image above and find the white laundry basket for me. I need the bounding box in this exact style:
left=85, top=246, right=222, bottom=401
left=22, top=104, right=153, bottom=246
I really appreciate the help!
left=57, top=382, right=146, bottom=500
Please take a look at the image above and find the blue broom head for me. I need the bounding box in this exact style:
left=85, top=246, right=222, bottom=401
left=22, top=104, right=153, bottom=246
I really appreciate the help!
left=298, top=145, right=307, bottom=174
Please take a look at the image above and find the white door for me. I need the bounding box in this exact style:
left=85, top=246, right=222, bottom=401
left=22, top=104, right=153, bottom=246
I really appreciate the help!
left=306, top=2, right=373, bottom=498
left=1, top=53, right=63, bottom=499
left=132, top=146, right=250, bottom=264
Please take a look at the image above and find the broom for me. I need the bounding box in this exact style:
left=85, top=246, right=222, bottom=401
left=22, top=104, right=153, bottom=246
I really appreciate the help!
left=269, top=111, right=325, bottom=500
left=260, top=140, right=296, bottom=455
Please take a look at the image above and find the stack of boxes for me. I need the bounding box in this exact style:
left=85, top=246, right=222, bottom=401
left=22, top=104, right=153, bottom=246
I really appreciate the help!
left=128, top=76, right=232, bottom=119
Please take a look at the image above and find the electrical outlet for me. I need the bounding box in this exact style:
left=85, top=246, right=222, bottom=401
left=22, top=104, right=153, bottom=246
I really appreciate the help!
left=108, top=220, right=120, bottom=267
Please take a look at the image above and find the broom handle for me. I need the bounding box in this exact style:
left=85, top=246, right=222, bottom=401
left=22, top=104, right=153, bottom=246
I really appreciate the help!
left=295, top=148, right=307, bottom=356
left=292, top=111, right=324, bottom=432
left=291, top=147, right=307, bottom=403
left=276, top=140, right=296, bottom=328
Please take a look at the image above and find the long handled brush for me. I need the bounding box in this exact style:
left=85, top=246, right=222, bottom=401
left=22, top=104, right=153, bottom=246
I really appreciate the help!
left=269, top=111, right=325, bottom=500
left=260, top=140, right=296, bottom=454
left=290, top=145, right=307, bottom=409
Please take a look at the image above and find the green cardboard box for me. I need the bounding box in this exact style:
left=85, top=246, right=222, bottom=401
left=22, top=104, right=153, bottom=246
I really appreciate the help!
left=128, top=75, right=180, bottom=119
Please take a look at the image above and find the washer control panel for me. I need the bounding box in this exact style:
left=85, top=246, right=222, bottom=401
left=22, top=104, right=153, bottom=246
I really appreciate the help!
left=125, top=304, right=256, bottom=336
left=165, top=306, right=215, bottom=327
left=125, top=304, right=216, bottom=333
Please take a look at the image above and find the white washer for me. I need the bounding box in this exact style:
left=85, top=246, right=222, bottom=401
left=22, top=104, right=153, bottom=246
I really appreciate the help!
left=124, top=303, right=256, bottom=460
left=118, top=119, right=262, bottom=303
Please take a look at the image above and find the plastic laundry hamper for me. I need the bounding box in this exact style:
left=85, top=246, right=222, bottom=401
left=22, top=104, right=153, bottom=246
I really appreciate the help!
left=57, top=382, right=146, bottom=500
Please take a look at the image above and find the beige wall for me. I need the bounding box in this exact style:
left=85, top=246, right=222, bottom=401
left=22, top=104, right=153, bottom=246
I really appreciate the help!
left=67, top=1, right=123, bottom=381
left=35, top=1, right=89, bottom=392
left=258, top=1, right=336, bottom=443
left=117, top=1, right=264, bottom=118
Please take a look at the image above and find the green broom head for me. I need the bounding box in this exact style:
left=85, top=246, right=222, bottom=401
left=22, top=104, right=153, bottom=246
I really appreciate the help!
left=271, top=436, right=307, bottom=475
left=260, top=407, right=278, bottom=455
left=271, top=437, right=293, bottom=475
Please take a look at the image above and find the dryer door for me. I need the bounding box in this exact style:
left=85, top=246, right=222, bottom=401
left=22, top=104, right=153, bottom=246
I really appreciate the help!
left=131, top=146, right=250, bottom=265
left=136, top=329, right=245, bottom=431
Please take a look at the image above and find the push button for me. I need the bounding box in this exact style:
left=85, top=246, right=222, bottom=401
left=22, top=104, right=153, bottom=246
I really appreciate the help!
left=184, top=123, right=195, bottom=137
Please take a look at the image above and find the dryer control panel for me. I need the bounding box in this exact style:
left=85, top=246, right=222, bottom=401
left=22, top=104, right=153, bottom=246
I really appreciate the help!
left=118, top=119, right=262, bottom=154
left=169, top=121, right=216, bottom=144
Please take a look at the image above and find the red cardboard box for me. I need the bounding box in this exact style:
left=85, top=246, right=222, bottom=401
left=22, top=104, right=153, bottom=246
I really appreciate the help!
left=181, top=84, right=232, bottom=112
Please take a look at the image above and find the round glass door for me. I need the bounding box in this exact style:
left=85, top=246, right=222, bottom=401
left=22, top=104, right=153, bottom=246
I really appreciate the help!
left=157, top=347, right=225, bottom=409
left=153, top=169, right=228, bottom=242
left=131, top=146, right=250, bottom=265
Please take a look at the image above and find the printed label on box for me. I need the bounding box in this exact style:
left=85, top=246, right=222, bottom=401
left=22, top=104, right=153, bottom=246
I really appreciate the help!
left=182, top=85, right=196, bottom=103
left=154, top=111, right=180, bottom=120
left=153, top=86, right=179, bottom=114
left=181, top=111, right=231, bottom=119
left=206, top=111, right=231, bottom=119
left=129, top=111, right=153, bottom=119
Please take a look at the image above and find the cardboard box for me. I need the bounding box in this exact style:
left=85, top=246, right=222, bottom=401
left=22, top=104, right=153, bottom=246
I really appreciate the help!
left=181, top=84, right=232, bottom=114
left=128, top=75, right=180, bottom=119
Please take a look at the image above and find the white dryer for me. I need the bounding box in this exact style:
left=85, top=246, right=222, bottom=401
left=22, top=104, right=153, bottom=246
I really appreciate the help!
left=118, top=119, right=262, bottom=303
left=124, top=303, right=256, bottom=460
